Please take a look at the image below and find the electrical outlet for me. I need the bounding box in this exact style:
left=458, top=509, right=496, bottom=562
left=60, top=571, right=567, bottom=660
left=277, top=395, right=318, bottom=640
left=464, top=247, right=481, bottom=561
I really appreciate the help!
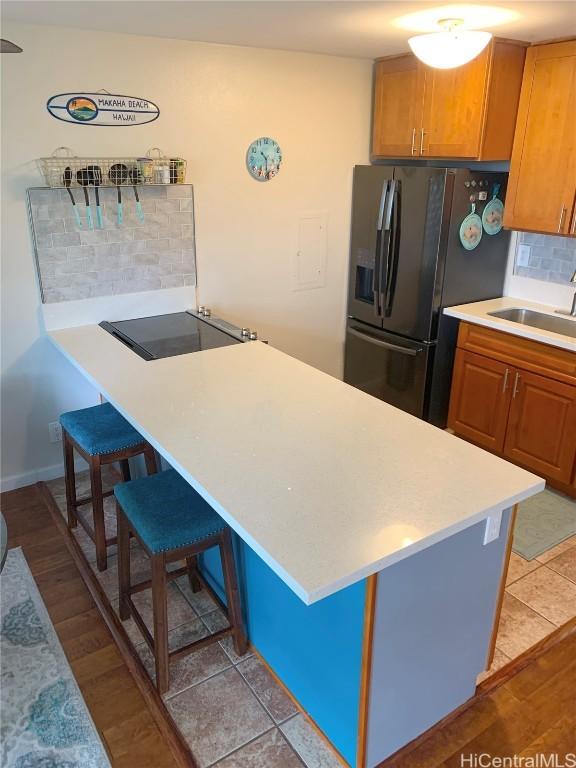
left=48, top=421, right=63, bottom=443
left=483, top=511, right=502, bottom=545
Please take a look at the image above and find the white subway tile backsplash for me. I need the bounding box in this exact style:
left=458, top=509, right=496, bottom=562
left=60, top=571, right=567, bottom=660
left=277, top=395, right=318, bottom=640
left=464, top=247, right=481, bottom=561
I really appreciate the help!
left=155, top=199, right=181, bottom=213
left=169, top=212, right=193, bottom=225
left=79, top=230, right=109, bottom=246
left=118, top=277, right=162, bottom=293
left=68, top=245, right=95, bottom=260
left=35, top=219, right=65, bottom=236
left=513, top=232, right=576, bottom=284
left=52, top=232, right=81, bottom=248
left=159, top=250, right=184, bottom=265
left=53, top=259, right=91, bottom=275
left=132, top=252, right=161, bottom=266
left=29, top=185, right=196, bottom=303
left=107, top=229, right=135, bottom=243
left=37, top=246, right=68, bottom=263
left=161, top=274, right=185, bottom=289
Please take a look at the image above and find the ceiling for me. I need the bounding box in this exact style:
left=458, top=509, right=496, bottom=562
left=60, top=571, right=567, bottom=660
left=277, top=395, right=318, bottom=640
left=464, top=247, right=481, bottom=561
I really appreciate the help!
left=2, top=1, right=575, bottom=59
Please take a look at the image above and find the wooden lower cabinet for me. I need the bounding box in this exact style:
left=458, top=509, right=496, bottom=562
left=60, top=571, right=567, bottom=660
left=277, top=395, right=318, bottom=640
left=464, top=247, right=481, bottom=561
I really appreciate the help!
left=448, top=323, right=576, bottom=495
left=448, top=350, right=511, bottom=453
left=504, top=370, right=576, bottom=484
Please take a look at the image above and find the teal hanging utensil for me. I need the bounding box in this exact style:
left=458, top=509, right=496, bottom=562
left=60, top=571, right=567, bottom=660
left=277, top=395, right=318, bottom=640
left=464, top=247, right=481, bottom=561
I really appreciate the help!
left=63, top=166, right=82, bottom=229
left=482, top=183, right=504, bottom=235
left=76, top=168, right=93, bottom=230
left=87, top=164, right=104, bottom=228
left=109, top=163, right=128, bottom=225
left=129, top=166, right=145, bottom=222
left=459, top=202, right=482, bottom=250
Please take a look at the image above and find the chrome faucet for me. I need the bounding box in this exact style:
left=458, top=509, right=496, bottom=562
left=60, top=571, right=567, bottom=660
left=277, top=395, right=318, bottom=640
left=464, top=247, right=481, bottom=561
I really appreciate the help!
left=555, top=269, right=576, bottom=317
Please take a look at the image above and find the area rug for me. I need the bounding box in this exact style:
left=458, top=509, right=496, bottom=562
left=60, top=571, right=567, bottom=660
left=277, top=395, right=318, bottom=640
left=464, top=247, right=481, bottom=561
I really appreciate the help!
left=513, top=488, right=576, bottom=560
left=0, top=548, right=111, bottom=768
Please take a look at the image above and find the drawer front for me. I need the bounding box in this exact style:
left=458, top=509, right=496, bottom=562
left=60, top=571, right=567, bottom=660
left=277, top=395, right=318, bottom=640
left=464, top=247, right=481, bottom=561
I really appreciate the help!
left=457, top=322, right=576, bottom=385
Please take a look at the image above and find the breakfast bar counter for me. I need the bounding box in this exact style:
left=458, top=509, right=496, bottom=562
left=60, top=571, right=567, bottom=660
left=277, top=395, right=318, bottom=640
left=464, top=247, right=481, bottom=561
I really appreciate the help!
left=49, top=324, right=543, bottom=767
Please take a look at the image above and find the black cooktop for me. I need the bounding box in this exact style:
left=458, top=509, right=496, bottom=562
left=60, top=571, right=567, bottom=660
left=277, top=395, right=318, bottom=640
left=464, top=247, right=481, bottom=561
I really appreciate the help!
left=100, top=312, right=242, bottom=360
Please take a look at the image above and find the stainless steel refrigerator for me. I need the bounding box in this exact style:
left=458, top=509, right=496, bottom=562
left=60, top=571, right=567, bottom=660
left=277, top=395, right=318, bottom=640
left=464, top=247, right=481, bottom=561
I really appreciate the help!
left=344, top=165, right=511, bottom=426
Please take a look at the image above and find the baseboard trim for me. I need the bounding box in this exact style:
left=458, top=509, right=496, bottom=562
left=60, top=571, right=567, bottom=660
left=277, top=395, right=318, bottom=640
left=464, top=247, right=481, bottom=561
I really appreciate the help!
left=1, top=458, right=88, bottom=493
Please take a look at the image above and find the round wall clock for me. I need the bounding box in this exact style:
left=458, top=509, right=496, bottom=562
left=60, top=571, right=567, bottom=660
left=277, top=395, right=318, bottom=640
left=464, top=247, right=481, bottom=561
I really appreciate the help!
left=246, top=137, right=282, bottom=182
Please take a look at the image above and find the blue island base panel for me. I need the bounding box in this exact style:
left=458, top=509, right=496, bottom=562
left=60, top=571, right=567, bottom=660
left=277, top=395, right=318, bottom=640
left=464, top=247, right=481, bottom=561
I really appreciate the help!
left=364, top=508, right=513, bottom=766
left=200, top=540, right=366, bottom=767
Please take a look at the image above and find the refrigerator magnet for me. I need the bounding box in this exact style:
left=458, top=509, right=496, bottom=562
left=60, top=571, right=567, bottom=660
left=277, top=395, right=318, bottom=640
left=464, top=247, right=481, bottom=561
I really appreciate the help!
left=459, top=203, right=483, bottom=250
left=482, top=184, right=504, bottom=235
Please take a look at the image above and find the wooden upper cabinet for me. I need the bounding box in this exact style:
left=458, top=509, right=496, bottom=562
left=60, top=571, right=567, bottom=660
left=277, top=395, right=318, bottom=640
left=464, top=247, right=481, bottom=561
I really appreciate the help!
left=504, top=40, right=576, bottom=236
left=503, top=370, right=576, bottom=484
left=372, top=56, right=424, bottom=157
left=422, top=47, right=490, bottom=158
left=372, top=40, right=527, bottom=161
left=447, top=350, right=512, bottom=453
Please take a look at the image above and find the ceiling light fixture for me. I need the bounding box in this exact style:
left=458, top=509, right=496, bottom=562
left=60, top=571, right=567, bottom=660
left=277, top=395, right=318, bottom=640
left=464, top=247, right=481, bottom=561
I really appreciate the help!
left=408, top=18, right=492, bottom=69
left=1, top=39, right=23, bottom=54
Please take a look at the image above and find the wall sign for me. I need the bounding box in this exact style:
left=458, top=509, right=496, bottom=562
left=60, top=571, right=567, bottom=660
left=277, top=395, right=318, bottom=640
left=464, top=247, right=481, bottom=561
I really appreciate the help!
left=46, top=92, right=160, bottom=126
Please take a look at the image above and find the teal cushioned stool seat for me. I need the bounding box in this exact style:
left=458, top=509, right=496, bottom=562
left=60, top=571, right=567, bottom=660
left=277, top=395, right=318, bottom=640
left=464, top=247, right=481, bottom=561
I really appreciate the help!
left=114, top=469, right=227, bottom=554
left=60, top=402, right=144, bottom=456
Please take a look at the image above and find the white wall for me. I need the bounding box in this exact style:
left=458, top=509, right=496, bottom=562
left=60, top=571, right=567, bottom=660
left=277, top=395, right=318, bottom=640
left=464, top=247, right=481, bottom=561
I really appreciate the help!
left=0, top=23, right=371, bottom=489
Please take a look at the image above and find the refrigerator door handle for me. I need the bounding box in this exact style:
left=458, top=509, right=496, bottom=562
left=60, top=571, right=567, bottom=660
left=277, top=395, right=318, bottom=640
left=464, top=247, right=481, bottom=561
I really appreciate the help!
left=347, top=326, right=421, bottom=356
left=384, top=183, right=401, bottom=317
left=380, top=179, right=396, bottom=309
left=373, top=180, right=389, bottom=317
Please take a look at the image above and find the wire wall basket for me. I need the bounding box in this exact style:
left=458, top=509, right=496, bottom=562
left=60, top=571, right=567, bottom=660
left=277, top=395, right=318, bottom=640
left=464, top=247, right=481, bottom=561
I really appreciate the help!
left=37, top=147, right=186, bottom=189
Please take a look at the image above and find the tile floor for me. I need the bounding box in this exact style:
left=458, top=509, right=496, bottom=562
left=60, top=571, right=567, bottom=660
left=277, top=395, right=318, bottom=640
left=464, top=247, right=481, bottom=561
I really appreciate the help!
left=47, top=471, right=576, bottom=761
left=47, top=472, right=341, bottom=768
left=477, top=532, right=576, bottom=683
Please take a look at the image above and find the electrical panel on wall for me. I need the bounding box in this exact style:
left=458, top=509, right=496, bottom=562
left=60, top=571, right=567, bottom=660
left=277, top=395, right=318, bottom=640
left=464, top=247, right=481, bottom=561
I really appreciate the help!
left=292, top=212, right=327, bottom=292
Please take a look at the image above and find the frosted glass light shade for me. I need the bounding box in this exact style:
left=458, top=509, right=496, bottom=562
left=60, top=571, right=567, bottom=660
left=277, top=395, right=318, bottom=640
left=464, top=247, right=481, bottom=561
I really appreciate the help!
left=409, top=29, right=492, bottom=69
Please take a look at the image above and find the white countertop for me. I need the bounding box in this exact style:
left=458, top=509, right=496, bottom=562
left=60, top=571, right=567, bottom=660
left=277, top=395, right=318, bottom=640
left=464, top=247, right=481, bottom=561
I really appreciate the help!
left=444, top=297, right=576, bottom=353
left=49, top=325, right=543, bottom=604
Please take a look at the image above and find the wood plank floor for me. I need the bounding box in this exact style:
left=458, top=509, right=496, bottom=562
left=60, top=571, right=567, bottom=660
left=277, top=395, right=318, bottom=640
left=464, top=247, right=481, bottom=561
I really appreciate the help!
left=2, top=484, right=179, bottom=768
left=2, top=483, right=575, bottom=767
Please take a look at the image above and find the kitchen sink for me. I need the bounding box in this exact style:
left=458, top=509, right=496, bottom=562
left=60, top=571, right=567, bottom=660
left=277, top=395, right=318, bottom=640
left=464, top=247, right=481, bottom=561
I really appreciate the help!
left=488, top=308, right=576, bottom=338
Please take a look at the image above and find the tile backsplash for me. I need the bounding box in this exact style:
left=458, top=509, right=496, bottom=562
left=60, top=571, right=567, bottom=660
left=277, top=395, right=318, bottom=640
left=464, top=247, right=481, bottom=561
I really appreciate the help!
left=513, top=232, right=576, bottom=285
left=28, top=184, right=196, bottom=303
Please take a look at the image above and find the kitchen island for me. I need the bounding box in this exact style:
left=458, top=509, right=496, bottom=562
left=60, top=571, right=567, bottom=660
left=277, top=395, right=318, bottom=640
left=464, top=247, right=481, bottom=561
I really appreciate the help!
left=49, top=324, right=543, bottom=767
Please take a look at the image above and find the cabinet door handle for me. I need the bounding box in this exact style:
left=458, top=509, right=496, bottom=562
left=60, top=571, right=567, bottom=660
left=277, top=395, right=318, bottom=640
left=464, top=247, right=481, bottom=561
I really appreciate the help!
left=502, top=368, right=509, bottom=393
left=512, top=372, right=521, bottom=399
left=571, top=211, right=576, bottom=235
left=558, top=206, right=567, bottom=233
left=411, top=128, right=416, bottom=155
left=420, top=128, right=426, bottom=154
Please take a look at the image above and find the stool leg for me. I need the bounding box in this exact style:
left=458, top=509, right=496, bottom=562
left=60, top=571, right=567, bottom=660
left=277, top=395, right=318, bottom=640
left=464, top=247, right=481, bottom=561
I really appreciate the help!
left=89, top=455, right=107, bottom=572
left=220, top=529, right=247, bottom=657
left=143, top=446, right=158, bottom=476
left=119, top=459, right=131, bottom=482
left=62, top=430, right=78, bottom=529
left=117, top=506, right=131, bottom=621
left=152, top=554, right=170, bottom=694
left=186, top=556, right=202, bottom=593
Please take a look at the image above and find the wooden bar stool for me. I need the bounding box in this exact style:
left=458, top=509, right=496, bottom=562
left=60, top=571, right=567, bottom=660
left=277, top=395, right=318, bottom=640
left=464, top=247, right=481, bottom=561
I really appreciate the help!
left=60, top=402, right=158, bottom=572
left=115, top=469, right=247, bottom=694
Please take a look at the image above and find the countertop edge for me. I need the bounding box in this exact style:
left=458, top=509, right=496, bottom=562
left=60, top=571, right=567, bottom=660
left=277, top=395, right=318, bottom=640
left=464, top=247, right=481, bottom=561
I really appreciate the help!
left=443, top=304, right=576, bottom=353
